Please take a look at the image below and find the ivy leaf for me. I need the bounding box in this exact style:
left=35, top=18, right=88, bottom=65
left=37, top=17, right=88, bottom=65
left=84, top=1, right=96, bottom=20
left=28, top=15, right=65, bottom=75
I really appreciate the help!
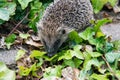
left=43, top=66, right=62, bottom=78
left=30, top=50, right=46, bottom=58
left=63, top=58, right=83, bottom=68
left=69, top=31, right=83, bottom=44
left=0, top=8, right=10, bottom=21
left=18, top=0, right=33, bottom=9
left=105, top=52, right=120, bottom=63
left=79, top=27, right=94, bottom=40
left=91, top=0, right=108, bottom=13
left=79, top=70, right=89, bottom=80
left=5, top=34, right=16, bottom=43
left=58, top=45, right=84, bottom=61
left=19, top=63, right=38, bottom=77
left=16, top=50, right=26, bottom=61
left=83, top=58, right=101, bottom=71
left=108, top=0, right=117, bottom=7
left=112, top=40, right=120, bottom=51
left=94, top=18, right=112, bottom=34
left=5, top=34, right=16, bottom=49
left=19, top=33, right=30, bottom=39
left=90, top=73, right=109, bottom=80
left=5, top=2, right=16, bottom=15
left=86, top=50, right=102, bottom=58
left=28, top=0, right=44, bottom=32
left=58, top=50, right=73, bottom=61
left=73, top=45, right=84, bottom=59
left=0, top=62, right=15, bottom=80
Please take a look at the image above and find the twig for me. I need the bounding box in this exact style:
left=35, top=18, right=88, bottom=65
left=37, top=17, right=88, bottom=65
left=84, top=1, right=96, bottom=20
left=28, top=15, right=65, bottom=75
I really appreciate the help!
left=8, top=12, right=29, bottom=35
left=102, top=55, right=120, bottom=80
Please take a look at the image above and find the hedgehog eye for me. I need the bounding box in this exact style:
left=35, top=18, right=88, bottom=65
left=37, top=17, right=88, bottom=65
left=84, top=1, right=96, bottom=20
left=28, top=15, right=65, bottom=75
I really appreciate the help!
left=59, top=29, right=66, bottom=35
left=62, top=29, right=66, bottom=34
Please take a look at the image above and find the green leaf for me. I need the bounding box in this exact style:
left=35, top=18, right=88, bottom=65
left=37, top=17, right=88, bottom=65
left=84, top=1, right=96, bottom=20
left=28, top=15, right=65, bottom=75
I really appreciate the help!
left=19, top=33, right=30, bottom=39
left=0, top=8, right=10, bottom=21
left=16, top=50, right=26, bottom=61
left=108, top=0, right=117, bottom=7
left=112, top=40, right=120, bottom=51
left=0, top=19, right=4, bottom=24
left=43, top=65, right=62, bottom=78
left=79, top=70, right=89, bottom=80
left=28, top=0, right=44, bottom=32
left=5, top=43, right=12, bottom=49
left=0, top=62, right=15, bottom=80
left=5, top=2, right=16, bottom=15
left=116, top=70, right=120, bottom=79
left=0, top=0, right=7, bottom=7
left=69, top=31, right=83, bottom=44
left=91, top=0, right=108, bottom=13
left=73, top=45, right=84, bottom=59
left=19, top=66, right=31, bottom=76
left=105, top=52, right=120, bottom=63
left=63, top=58, right=83, bottom=68
left=5, top=34, right=16, bottom=43
left=94, top=18, right=112, bottom=37
left=5, top=34, right=16, bottom=49
left=86, top=51, right=102, bottom=58
left=18, top=0, right=33, bottom=9
left=79, top=27, right=94, bottom=40
left=19, top=63, right=38, bottom=76
left=58, top=50, right=73, bottom=61
left=30, top=50, right=46, bottom=58
left=83, top=58, right=101, bottom=71
left=90, top=73, right=109, bottom=80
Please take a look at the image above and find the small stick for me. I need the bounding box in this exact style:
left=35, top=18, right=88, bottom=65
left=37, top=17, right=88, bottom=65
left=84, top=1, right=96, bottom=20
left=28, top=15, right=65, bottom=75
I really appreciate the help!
left=102, top=55, right=120, bottom=80
left=8, top=12, right=29, bottom=35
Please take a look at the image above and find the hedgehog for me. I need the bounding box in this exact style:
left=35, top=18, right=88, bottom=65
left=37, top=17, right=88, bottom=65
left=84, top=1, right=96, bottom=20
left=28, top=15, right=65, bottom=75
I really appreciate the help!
left=37, top=0, right=94, bottom=56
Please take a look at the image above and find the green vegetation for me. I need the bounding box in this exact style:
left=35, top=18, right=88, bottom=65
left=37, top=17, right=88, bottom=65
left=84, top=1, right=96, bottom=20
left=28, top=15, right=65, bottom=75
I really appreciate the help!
left=0, top=0, right=120, bottom=80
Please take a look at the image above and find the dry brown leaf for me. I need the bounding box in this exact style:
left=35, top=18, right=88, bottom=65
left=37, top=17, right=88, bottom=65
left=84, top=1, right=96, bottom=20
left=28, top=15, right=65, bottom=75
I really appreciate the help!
left=25, top=38, right=43, bottom=47
left=62, top=67, right=80, bottom=80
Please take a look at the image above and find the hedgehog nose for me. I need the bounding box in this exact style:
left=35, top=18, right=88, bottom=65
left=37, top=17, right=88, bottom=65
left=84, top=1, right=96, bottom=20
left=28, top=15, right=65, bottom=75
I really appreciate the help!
left=47, top=48, right=57, bottom=57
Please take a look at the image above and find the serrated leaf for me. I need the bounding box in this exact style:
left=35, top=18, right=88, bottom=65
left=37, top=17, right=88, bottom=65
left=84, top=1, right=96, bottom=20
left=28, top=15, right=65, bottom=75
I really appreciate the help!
left=19, top=33, right=30, bottom=39
left=18, top=0, right=33, bottom=9
left=0, top=8, right=10, bottom=21
left=16, top=50, right=26, bottom=61
left=0, top=62, right=15, bottom=80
